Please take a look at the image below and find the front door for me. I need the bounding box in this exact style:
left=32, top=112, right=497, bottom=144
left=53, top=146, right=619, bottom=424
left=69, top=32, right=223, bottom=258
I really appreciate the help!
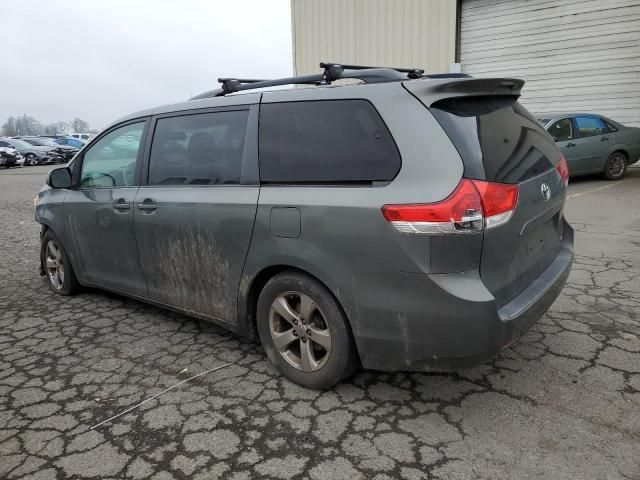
left=547, top=117, right=580, bottom=172
left=64, top=120, right=148, bottom=296
left=134, top=107, right=259, bottom=323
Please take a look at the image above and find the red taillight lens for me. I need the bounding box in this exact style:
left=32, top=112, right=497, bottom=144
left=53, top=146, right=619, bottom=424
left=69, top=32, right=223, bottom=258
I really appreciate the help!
left=382, top=179, right=519, bottom=234
left=472, top=180, right=519, bottom=217
left=556, top=154, right=569, bottom=186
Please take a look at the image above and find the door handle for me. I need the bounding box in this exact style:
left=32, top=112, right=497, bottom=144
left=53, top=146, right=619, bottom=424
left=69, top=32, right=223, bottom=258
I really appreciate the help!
left=112, top=199, right=130, bottom=211
left=136, top=199, right=157, bottom=212
left=600, top=136, right=609, bottom=141
left=566, top=142, right=576, bottom=148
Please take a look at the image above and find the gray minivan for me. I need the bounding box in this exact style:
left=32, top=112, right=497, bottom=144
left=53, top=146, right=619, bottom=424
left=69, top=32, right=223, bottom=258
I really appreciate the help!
left=35, top=64, right=574, bottom=389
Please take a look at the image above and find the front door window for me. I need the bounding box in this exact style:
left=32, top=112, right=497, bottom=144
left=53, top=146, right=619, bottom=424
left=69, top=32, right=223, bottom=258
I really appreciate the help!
left=80, top=122, right=144, bottom=188
left=548, top=118, right=573, bottom=142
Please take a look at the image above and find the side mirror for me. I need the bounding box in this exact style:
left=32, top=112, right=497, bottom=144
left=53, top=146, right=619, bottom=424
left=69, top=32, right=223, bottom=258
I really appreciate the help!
left=47, top=167, right=72, bottom=189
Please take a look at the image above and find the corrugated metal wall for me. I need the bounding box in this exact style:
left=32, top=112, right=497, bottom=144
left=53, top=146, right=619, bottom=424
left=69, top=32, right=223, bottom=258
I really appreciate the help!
left=460, top=0, right=640, bottom=126
left=291, top=0, right=457, bottom=76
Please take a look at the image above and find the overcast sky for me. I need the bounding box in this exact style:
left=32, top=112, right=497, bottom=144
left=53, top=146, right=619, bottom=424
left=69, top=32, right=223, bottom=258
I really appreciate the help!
left=1, top=0, right=292, bottom=129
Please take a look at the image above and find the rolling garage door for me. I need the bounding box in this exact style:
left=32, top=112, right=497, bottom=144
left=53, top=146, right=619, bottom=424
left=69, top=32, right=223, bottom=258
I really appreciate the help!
left=459, top=0, right=640, bottom=127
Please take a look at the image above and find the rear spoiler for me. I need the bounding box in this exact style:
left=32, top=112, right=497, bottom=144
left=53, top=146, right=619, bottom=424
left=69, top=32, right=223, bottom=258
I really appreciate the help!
left=404, top=77, right=525, bottom=105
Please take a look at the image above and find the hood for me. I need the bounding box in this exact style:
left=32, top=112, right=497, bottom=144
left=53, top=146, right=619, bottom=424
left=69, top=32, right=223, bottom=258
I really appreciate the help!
left=26, top=145, right=58, bottom=153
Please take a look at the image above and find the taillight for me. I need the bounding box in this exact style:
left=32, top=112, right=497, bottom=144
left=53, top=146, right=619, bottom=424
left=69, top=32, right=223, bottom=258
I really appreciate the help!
left=556, top=154, right=569, bottom=186
left=382, top=179, right=519, bottom=234
left=472, top=180, right=519, bottom=229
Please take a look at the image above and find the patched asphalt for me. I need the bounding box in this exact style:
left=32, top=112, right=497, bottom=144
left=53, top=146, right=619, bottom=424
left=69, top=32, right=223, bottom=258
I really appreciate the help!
left=1, top=166, right=639, bottom=479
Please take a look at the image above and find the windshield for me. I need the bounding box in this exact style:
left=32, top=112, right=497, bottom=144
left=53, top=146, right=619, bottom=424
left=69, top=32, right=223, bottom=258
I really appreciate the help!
left=6, top=139, right=32, bottom=148
left=25, top=138, right=57, bottom=146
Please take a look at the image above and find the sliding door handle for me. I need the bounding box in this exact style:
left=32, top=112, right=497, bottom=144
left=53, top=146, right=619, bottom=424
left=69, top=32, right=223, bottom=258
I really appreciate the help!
left=136, top=199, right=157, bottom=212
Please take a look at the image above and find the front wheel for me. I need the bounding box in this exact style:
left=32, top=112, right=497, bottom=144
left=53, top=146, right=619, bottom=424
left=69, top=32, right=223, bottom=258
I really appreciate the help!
left=40, top=230, right=80, bottom=295
left=257, top=272, right=359, bottom=389
left=603, top=152, right=627, bottom=180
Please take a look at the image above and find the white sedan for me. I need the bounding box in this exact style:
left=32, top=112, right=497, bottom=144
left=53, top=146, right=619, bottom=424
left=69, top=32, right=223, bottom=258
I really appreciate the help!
left=0, top=146, right=25, bottom=167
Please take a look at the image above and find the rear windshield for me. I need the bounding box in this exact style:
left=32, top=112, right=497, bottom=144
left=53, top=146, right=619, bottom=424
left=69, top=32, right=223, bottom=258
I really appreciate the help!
left=430, top=96, right=560, bottom=183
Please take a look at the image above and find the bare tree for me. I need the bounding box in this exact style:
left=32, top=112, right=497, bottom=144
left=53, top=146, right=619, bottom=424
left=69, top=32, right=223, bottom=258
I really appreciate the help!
left=43, top=121, right=70, bottom=135
left=1, top=117, right=18, bottom=136
left=2, top=116, right=89, bottom=136
left=71, top=118, right=90, bottom=133
left=14, top=115, right=43, bottom=135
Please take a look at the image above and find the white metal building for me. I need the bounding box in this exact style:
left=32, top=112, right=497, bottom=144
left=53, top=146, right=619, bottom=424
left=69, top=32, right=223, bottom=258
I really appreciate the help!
left=291, top=0, right=640, bottom=126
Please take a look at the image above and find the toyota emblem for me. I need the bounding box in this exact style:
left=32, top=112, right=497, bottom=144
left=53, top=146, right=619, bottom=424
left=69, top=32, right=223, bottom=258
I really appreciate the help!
left=540, top=182, right=551, bottom=201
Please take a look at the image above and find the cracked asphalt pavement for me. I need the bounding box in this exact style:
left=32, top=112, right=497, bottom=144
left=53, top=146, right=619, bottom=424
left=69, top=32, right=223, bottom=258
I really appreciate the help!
left=1, top=166, right=639, bottom=480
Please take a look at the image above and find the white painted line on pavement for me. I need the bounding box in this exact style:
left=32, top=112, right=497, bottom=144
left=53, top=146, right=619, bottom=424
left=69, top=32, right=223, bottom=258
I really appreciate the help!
left=566, top=180, right=628, bottom=200
left=89, top=362, right=232, bottom=430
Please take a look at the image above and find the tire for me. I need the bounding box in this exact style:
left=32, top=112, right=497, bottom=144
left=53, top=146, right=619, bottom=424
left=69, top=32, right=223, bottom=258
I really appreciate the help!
left=40, top=230, right=80, bottom=295
left=603, top=151, right=627, bottom=180
left=25, top=154, right=38, bottom=166
left=256, top=272, right=359, bottom=389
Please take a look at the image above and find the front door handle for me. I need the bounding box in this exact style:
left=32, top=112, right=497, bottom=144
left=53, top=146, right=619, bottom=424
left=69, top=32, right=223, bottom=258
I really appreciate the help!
left=112, top=199, right=130, bottom=211
left=136, top=199, right=157, bottom=212
left=600, top=136, right=609, bottom=141
left=566, top=142, right=576, bottom=148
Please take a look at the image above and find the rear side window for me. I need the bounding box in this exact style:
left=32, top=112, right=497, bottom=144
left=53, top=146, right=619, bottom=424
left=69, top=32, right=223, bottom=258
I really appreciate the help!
left=431, top=96, right=559, bottom=183
left=575, top=116, right=606, bottom=137
left=148, top=110, right=248, bottom=186
left=259, top=100, right=400, bottom=183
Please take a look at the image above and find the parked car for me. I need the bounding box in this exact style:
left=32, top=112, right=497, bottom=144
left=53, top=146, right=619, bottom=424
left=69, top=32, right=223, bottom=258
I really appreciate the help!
left=70, top=133, right=93, bottom=141
left=35, top=65, right=574, bottom=389
left=53, top=137, right=87, bottom=148
left=0, top=138, right=63, bottom=165
left=538, top=113, right=640, bottom=180
left=0, top=146, right=24, bottom=168
left=21, top=137, right=79, bottom=161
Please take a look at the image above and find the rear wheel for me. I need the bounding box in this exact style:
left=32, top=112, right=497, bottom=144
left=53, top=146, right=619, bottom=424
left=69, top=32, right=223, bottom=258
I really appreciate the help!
left=41, top=231, right=80, bottom=295
left=603, top=152, right=627, bottom=180
left=257, top=272, right=359, bottom=389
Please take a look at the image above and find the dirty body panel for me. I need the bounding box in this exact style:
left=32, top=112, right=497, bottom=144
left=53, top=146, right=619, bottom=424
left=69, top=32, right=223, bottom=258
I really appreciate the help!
left=240, top=82, right=466, bottom=346
left=134, top=104, right=260, bottom=323
left=241, top=79, right=573, bottom=370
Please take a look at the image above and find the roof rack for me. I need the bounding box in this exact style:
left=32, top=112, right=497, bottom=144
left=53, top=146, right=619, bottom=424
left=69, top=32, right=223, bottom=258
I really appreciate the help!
left=190, top=62, right=425, bottom=100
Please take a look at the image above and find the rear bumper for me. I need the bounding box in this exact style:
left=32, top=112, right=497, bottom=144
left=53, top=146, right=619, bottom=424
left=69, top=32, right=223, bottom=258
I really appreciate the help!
left=353, top=222, right=574, bottom=371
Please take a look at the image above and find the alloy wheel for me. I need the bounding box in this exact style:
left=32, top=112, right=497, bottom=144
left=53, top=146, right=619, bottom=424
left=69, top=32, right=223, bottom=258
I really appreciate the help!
left=45, top=240, right=65, bottom=290
left=269, top=291, right=332, bottom=372
left=608, top=154, right=625, bottom=178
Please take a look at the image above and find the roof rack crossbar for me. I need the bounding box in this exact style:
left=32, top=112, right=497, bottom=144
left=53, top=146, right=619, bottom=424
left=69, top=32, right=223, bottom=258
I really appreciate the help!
left=219, top=74, right=326, bottom=96
left=320, top=62, right=424, bottom=78
left=218, top=78, right=268, bottom=83
left=190, top=61, right=426, bottom=99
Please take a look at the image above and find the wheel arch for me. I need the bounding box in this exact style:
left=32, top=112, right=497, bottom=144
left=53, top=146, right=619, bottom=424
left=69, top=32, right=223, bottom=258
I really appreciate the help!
left=606, top=147, right=629, bottom=164
left=238, top=264, right=358, bottom=357
left=612, top=148, right=629, bottom=159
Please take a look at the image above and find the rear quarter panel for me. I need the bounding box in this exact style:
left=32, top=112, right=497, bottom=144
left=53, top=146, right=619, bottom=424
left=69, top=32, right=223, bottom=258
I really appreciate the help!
left=240, top=82, right=465, bottom=339
left=618, top=127, right=640, bottom=164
